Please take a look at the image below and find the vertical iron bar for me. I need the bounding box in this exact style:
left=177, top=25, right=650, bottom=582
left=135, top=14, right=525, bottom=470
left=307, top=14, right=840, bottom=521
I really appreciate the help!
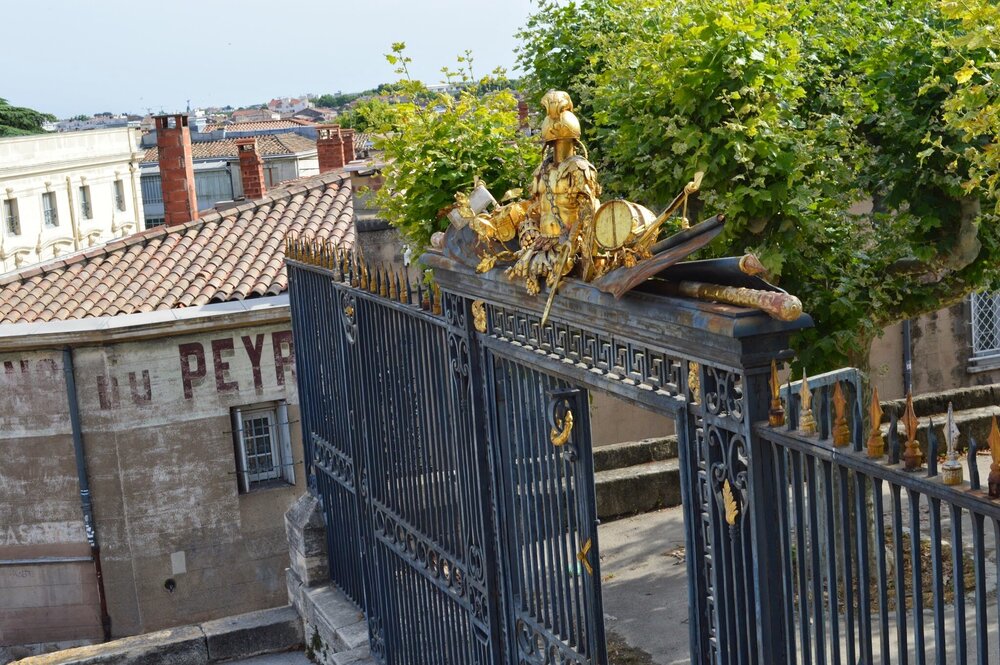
left=907, top=488, right=925, bottom=664
left=822, top=461, right=841, bottom=665
left=807, top=456, right=827, bottom=665
left=928, top=497, right=945, bottom=665
left=837, top=466, right=855, bottom=665
left=972, top=512, right=988, bottom=665
left=854, top=472, right=874, bottom=665
left=791, top=450, right=813, bottom=665
left=891, top=483, right=909, bottom=665
left=949, top=504, right=967, bottom=665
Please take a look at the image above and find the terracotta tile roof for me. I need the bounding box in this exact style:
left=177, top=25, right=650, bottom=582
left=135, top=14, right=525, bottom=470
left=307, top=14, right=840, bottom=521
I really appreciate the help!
left=141, top=133, right=317, bottom=163
left=201, top=119, right=311, bottom=133
left=0, top=172, right=353, bottom=324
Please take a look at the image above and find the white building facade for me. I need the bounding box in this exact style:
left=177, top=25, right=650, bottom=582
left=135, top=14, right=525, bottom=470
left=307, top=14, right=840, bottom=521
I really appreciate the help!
left=0, top=129, right=145, bottom=273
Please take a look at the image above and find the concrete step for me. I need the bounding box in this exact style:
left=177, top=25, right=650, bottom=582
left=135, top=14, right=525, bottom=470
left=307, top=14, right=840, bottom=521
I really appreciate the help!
left=595, top=459, right=681, bottom=522
left=593, top=436, right=677, bottom=473
left=881, top=404, right=1000, bottom=455
left=882, top=384, right=1000, bottom=420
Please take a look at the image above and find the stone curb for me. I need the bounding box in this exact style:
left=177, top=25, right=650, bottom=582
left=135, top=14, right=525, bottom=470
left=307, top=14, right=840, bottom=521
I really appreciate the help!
left=13, top=606, right=302, bottom=665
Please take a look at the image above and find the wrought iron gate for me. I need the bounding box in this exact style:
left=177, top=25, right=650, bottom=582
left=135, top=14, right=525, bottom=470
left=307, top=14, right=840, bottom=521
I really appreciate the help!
left=287, top=240, right=814, bottom=665
left=486, top=357, right=606, bottom=665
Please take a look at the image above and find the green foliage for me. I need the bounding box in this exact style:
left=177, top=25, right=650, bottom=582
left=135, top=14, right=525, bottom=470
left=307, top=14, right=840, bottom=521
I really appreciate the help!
left=338, top=97, right=394, bottom=132
left=315, top=92, right=364, bottom=109
left=517, top=0, right=1000, bottom=371
left=366, top=44, right=536, bottom=251
left=0, top=98, right=55, bottom=136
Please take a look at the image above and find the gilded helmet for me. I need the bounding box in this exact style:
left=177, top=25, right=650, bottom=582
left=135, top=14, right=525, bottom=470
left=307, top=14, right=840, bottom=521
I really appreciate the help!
left=539, top=90, right=581, bottom=142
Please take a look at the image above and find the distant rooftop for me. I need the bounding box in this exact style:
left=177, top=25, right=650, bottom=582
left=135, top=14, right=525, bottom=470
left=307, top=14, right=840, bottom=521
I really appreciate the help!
left=140, top=132, right=317, bottom=164
left=0, top=172, right=353, bottom=324
left=202, top=119, right=310, bottom=133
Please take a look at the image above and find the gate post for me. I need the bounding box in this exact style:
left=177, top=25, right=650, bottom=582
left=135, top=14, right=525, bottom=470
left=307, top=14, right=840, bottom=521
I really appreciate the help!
left=740, top=355, right=790, bottom=664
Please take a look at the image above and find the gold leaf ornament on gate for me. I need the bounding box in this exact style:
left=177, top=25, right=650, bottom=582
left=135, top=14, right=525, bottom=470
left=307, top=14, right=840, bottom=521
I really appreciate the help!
left=472, top=300, right=487, bottom=333
left=550, top=408, right=574, bottom=446
left=722, top=480, right=738, bottom=526
left=577, top=538, right=593, bottom=576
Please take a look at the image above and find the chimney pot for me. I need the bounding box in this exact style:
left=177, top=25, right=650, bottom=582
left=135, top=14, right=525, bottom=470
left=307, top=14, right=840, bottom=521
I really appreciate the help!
left=235, top=137, right=266, bottom=200
left=155, top=113, right=198, bottom=225
left=316, top=124, right=345, bottom=173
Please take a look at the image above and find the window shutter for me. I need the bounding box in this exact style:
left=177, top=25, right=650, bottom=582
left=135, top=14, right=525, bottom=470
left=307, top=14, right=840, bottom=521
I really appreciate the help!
left=278, top=401, right=295, bottom=485
left=233, top=407, right=249, bottom=493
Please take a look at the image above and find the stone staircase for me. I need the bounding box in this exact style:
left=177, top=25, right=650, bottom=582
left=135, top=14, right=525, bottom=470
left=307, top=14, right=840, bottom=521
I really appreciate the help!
left=881, top=384, right=1000, bottom=453
left=594, top=436, right=681, bottom=521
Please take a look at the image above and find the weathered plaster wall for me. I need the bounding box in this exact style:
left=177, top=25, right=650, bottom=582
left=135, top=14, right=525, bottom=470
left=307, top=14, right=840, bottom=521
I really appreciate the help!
left=0, top=321, right=304, bottom=647
left=870, top=301, right=1000, bottom=400
left=0, top=352, right=101, bottom=649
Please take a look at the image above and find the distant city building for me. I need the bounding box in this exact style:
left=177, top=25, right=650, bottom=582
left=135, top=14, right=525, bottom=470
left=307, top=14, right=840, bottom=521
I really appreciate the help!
left=267, top=97, right=308, bottom=116
left=138, top=133, right=320, bottom=228
left=230, top=108, right=280, bottom=123
left=0, top=128, right=145, bottom=273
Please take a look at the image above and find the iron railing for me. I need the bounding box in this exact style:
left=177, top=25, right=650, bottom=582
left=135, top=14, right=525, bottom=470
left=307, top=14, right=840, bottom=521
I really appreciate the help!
left=758, top=369, right=1000, bottom=664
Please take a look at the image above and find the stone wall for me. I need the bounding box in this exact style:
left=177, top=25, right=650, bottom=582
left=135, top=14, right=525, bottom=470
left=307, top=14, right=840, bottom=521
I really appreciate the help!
left=0, top=320, right=305, bottom=650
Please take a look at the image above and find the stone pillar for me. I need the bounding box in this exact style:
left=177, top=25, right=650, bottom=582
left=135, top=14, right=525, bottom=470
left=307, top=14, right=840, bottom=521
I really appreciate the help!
left=284, top=494, right=329, bottom=590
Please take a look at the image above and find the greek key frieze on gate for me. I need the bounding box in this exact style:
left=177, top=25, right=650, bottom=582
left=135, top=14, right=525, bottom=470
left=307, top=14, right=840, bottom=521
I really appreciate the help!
left=483, top=302, right=685, bottom=397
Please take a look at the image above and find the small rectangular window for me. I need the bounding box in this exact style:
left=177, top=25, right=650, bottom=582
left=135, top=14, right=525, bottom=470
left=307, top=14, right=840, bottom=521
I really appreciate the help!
left=144, top=217, right=165, bottom=230
left=3, top=199, right=19, bottom=235
left=78, top=185, right=92, bottom=219
left=114, top=180, right=126, bottom=212
left=232, top=402, right=295, bottom=492
left=42, top=192, right=58, bottom=227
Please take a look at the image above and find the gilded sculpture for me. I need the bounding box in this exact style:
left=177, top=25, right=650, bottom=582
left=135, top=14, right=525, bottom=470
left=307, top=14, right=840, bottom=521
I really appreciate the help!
left=438, top=90, right=804, bottom=323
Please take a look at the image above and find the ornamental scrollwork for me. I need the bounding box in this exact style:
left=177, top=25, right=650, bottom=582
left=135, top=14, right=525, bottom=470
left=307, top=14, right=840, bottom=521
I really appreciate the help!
left=703, top=366, right=743, bottom=423
left=339, top=289, right=357, bottom=344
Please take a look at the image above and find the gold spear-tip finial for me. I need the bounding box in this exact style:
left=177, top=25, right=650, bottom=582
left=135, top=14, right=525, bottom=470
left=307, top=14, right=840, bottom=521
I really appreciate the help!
left=988, top=415, right=1000, bottom=498
left=902, top=392, right=923, bottom=471
left=832, top=381, right=850, bottom=447
left=867, top=386, right=885, bottom=458
left=768, top=360, right=784, bottom=427
left=798, top=371, right=816, bottom=436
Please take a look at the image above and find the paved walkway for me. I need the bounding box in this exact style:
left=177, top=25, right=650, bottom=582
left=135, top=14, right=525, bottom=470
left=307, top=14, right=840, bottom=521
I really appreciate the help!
left=599, top=506, right=691, bottom=665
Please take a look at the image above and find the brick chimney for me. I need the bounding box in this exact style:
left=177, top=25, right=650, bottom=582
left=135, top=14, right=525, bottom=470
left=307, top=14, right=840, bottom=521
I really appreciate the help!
left=316, top=125, right=345, bottom=173
left=155, top=114, right=198, bottom=225
left=517, top=100, right=529, bottom=129
left=341, top=128, right=355, bottom=164
left=235, top=138, right=266, bottom=200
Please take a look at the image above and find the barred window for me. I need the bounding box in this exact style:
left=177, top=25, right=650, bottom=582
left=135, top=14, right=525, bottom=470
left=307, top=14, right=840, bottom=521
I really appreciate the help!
left=144, top=217, right=165, bottom=230
left=42, top=192, right=58, bottom=227
left=141, top=175, right=163, bottom=204
left=3, top=198, right=19, bottom=235
left=78, top=185, right=92, bottom=219
left=232, top=402, right=294, bottom=492
left=971, top=291, right=1000, bottom=362
left=114, top=179, right=126, bottom=211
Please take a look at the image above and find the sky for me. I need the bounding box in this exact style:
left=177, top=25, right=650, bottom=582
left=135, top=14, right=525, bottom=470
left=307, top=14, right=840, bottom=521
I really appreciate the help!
left=1, top=0, right=537, bottom=119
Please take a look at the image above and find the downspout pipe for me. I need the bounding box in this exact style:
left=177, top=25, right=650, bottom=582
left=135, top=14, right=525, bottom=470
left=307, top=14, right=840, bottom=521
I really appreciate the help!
left=902, top=319, right=913, bottom=396
left=63, top=347, right=112, bottom=641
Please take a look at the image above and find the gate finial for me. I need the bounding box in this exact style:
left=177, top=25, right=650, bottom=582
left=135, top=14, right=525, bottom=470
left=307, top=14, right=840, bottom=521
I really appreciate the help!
left=768, top=360, right=784, bottom=427
left=798, top=371, right=816, bottom=436
left=988, top=416, right=1000, bottom=498
left=832, top=381, right=850, bottom=446
left=867, top=386, right=885, bottom=458
left=902, top=392, right=923, bottom=471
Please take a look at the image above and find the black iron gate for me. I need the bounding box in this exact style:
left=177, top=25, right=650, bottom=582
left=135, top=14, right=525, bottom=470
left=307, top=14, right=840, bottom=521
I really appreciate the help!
left=486, top=357, right=606, bottom=665
left=287, top=239, right=813, bottom=665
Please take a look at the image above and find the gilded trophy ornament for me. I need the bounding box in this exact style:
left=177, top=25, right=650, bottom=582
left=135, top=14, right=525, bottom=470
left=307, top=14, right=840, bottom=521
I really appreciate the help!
left=441, top=90, right=805, bottom=324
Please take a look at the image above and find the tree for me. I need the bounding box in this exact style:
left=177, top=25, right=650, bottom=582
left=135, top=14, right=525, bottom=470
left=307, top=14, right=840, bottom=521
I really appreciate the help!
left=516, top=0, right=1000, bottom=372
left=0, top=98, right=56, bottom=136
left=364, top=44, right=537, bottom=251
